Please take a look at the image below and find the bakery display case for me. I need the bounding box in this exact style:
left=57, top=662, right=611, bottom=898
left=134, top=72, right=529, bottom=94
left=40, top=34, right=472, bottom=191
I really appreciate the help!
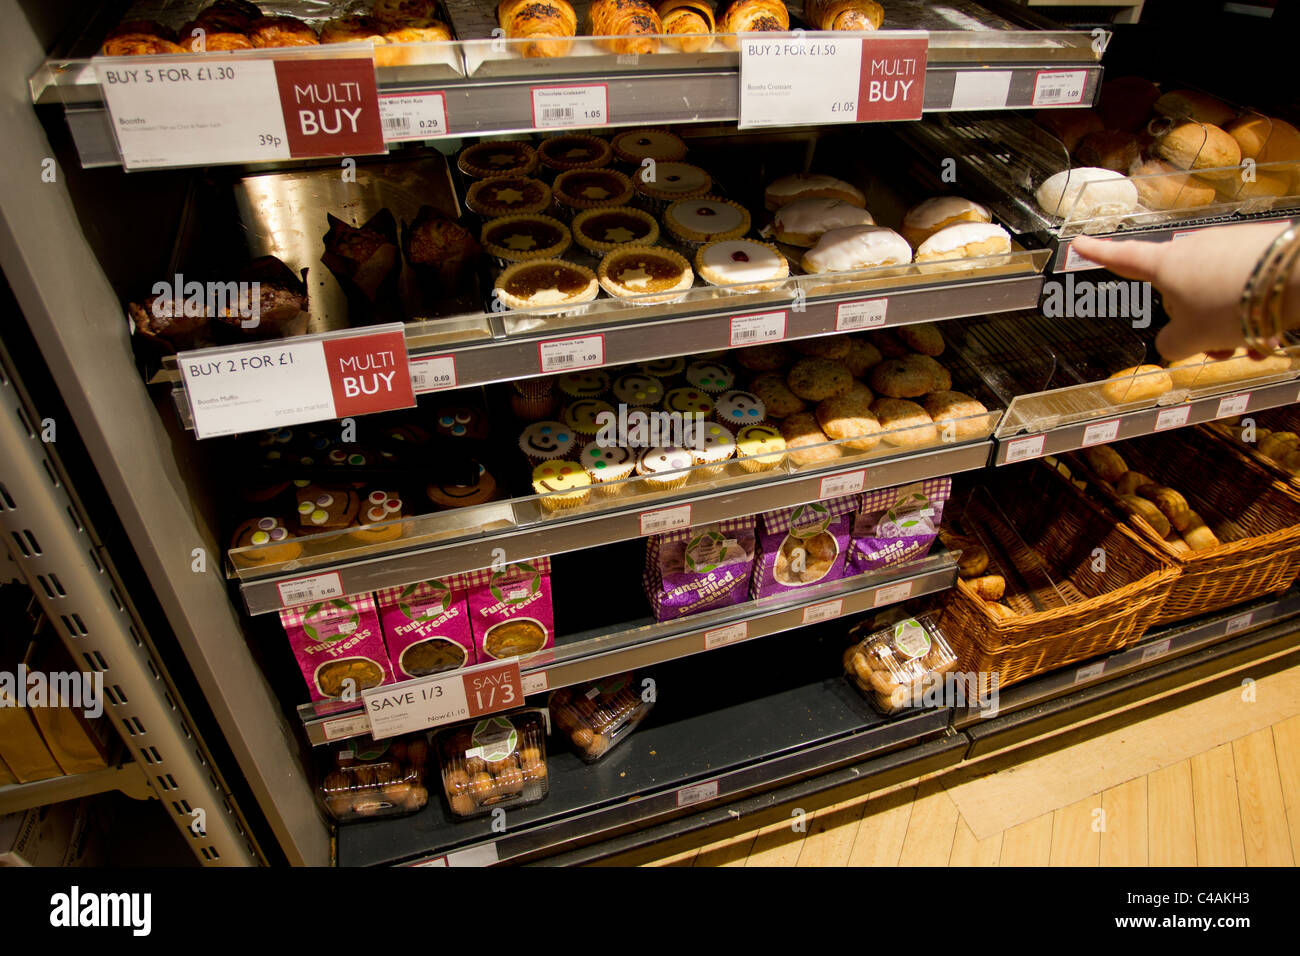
left=7, top=0, right=1300, bottom=868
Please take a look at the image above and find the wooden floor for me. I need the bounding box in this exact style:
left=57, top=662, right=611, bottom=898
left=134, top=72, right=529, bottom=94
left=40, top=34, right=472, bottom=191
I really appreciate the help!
left=641, top=669, right=1300, bottom=867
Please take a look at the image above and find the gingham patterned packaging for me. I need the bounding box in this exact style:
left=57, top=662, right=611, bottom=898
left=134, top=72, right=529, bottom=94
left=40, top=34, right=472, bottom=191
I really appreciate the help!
left=375, top=579, right=476, bottom=680
left=846, top=478, right=952, bottom=575
left=457, top=559, right=555, bottom=662
left=278, top=593, right=392, bottom=703
left=749, top=496, right=858, bottom=599
left=643, top=517, right=756, bottom=621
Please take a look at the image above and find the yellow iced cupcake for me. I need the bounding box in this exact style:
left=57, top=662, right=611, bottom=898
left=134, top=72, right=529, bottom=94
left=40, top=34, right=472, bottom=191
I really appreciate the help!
left=736, top=424, right=787, bottom=472
left=532, top=460, right=591, bottom=511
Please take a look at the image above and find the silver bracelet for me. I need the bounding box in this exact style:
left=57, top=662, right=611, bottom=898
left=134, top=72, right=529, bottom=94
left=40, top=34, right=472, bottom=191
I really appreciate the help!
left=1241, top=226, right=1298, bottom=353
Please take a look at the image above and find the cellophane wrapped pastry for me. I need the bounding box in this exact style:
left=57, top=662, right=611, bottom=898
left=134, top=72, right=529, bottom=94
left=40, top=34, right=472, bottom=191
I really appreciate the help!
left=437, top=710, right=549, bottom=818
left=842, top=612, right=958, bottom=714
left=319, top=732, right=430, bottom=822
left=549, top=673, right=653, bottom=761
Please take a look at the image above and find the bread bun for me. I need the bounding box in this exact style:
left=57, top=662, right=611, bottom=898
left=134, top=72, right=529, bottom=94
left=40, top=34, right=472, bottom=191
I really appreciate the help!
left=1101, top=365, right=1172, bottom=404
left=1036, top=167, right=1139, bottom=218
left=1035, top=109, right=1104, bottom=153
left=1166, top=348, right=1294, bottom=389
left=1119, top=495, right=1171, bottom=538
left=1131, top=158, right=1217, bottom=210
left=1116, top=471, right=1152, bottom=496
left=900, top=196, right=991, bottom=248
left=1082, top=445, right=1128, bottom=483
left=1154, top=89, right=1236, bottom=127
left=1156, top=122, right=1242, bottom=179
left=1227, top=116, right=1300, bottom=163
left=1075, top=130, right=1142, bottom=175
left=1099, top=76, right=1161, bottom=133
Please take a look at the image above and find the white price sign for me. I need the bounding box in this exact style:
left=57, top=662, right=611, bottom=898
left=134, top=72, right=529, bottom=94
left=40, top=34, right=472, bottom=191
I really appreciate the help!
left=363, top=675, right=469, bottom=738
left=1140, top=638, right=1172, bottom=663
left=1032, top=69, right=1087, bottom=106
left=1073, top=661, right=1105, bottom=684
left=378, top=90, right=448, bottom=140
left=277, top=572, right=344, bottom=608
left=409, top=355, right=457, bottom=393
left=1216, top=393, right=1251, bottom=418
left=802, top=599, right=844, bottom=625
left=874, top=581, right=914, bottom=606
left=836, top=299, right=888, bottom=331
left=1080, top=419, right=1121, bottom=447
left=950, top=70, right=1013, bottom=110
left=321, top=713, right=372, bottom=742
left=531, top=84, right=608, bottom=129
left=520, top=672, right=549, bottom=695
left=1061, top=242, right=1103, bottom=272
left=640, top=504, right=692, bottom=536
left=676, top=780, right=719, bottom=807
left=704, top=622, right=749, bottom=650
left=1154, top=405, right=1192, bottom=431
left=730, top=311, right=787, bottom=347
left=820, top=469, right=867, bottom=499
left=1004, top=434, right=1046, bottom=463
left=1225, top=611, right=1254, bottom=634
left=537, top=334, right=604, bottom=373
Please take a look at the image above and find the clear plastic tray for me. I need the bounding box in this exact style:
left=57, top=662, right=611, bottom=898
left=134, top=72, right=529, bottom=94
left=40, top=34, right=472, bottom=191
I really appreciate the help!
left=842, top=610, right=957, bottom=714
left=319, top=731, right=431, bottom=822
left=436, top=709, right=549, bottom=819
left=549, top=672, right=651, bottom=761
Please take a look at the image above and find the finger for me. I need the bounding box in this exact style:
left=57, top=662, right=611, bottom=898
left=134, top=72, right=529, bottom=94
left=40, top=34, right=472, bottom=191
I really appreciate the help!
left=1070, top=236, right=1166, bottom=282
left=1155, top=321, right=1219, bottom=363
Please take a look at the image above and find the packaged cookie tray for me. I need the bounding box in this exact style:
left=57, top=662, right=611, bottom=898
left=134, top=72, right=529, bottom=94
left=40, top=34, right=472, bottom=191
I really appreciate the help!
left=1061, top=427, right=1300, bottom=626
left=1207, top=407, right=1300, bottom=485
left=436, top=709, right=549, bottom=820
left=938, top=462, right=1177, bottom=688
left=448, top=0, right=1059, bottom=79
left=549, top=673, right=652, bottom=762
left=318, top=731, right=432, bottom=823
left=899, top=113, right=1300, bottom=241
left=842, top=611, right=958, bottom=715
left=944, top=310, right=1300, bottom=436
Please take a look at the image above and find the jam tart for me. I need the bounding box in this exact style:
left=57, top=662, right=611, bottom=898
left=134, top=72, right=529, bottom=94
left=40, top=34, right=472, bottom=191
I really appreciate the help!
left=465, top=176, right=552, bottom=218
left=457, top=140, right=539, bottom=179
left=597, top=245, right=694, bottom=304
left=552, top=169, right=634, bottom=214
left=481, top=214, right=571, bottom=262
left=494, top=259, right=599, bottom=312
left=538, top=134, right=614, bottom=173
left=571, top=206, right=660, bottom=255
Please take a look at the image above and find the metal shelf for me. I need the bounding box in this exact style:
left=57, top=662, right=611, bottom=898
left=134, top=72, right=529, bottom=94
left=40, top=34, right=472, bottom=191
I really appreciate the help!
left=952, top=587, right=1300, bottom=729
left=303, top=552, right=958, bottom=745
left=336, top=623, right=956, bottom=867
left=168, top=270, right=1047, bottom=427
left=236, top=438, right=989, bottom=615
left=0, top=760, right=153, bottom=815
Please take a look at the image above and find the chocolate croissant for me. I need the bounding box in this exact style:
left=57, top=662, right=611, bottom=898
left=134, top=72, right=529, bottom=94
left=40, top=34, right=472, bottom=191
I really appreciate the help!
left=719, top=0, right=789, bottom=33
left=656, top=0, right=715, bottom=52
left=805, top=0, right=883, bottom=31
left=498, top=0, right=577, bottom=58
left=589, top=0, right=662, bottom=55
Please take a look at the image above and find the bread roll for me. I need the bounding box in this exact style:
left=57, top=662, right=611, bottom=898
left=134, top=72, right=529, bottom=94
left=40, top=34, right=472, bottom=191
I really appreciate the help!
left=1082, top=445, right=1128, bottom=482
left=1227, top=115, right=1300, bottom=163
left=1099, top=76, right=1161, bottom=133
left=1101, top=365, right=1172, bottom=404
left=968, top=574, right=1005, bottom=601
left=1036, top=168, right=1139, bottom=219
left=1165, top=534, right=1191, bottom=554
left=1035, top=110, right=1104, bottom=153
left=1166, top=348, right=1294, bottom=389
left=924, top=390, right=989, bottom=439
left=1156, top=123, right=1242, bottom=180
left=1154, top=89, right=1236, bottom=128
left=1131, top=159, right=1218, bottom=210
left=1119, top=495, right=1171, bottom=538
left=985, top=601, right=1017, bottom=620
left=1181, top=520, right=1221, bottom=550
left=1259, top=433, right=1300, bottom=461
left=870, top=398, right=936, bottom=446
left=1075, top=130, right=1142, bottom=175
left=1115, top=471, right=1152, bottom=496
left=900, top=197, right=991, bottom=248
left=1136, top=484, right=1192, bottom=530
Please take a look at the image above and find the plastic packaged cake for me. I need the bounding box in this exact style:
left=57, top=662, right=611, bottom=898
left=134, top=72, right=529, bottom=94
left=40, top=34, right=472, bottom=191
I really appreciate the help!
left=549, top=673, right=653, bottom=762
left=319, top=732, right=430, bottom=823
left=436, top=709, right=549, bottom=819
left=842, top=612, right=958, bottom=714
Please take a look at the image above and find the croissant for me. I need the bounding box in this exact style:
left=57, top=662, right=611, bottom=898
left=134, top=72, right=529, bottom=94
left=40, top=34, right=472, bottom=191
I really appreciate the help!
left=719, top=0, right=789, bottom=33
left=589, top=0, right=662, bottom=55
left=498, top=0, right=577, bottom=58
left=656, top=0, right=715, bottom=52
left=805, top=0, right=883, bottom=31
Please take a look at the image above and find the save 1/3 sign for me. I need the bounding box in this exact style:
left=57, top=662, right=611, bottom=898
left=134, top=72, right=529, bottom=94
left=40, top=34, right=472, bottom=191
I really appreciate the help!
left=178, top=324, right=415, bottom=438
left=738, top=32, right=928, bottom=129
left=362, top=659, right=524, bottom=739
left=97, top=49, right=385, bottom=169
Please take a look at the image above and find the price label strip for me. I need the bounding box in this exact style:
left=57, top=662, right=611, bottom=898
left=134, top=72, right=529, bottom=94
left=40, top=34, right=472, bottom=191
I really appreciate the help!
left=537, top=334, right=604, bottom=373
left=97, top=50, right=386, bottom=170
left=820, top=469, right=866, bottom=499
left=739, top=32, right=928, bottom=129
left=409, top=355, right=456, bottom=394
left=836, top=299, right=888, bottom=331
left=729, top=311, right=786, bottom=347
left=276, top=572, right=344, bottom=608
left=531, top=84, right=608, bottom=129
left=640, top=504, right=692, bottom=536
left=1004, top=434, right=1046, bottom=464
left=178, top=325, right=415, bottom=439
left=363, top=660, right=523, bottom=739
left=378, top=90, right=448, bottom=140
left=1032, top=69, right=1088, bottom=107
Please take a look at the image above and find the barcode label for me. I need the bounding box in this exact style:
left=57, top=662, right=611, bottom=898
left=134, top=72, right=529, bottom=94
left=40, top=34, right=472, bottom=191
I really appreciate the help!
left=836, top=299, right=888, bottom=331
left=704, top=622, right=748, bottom=650
left=676, top=779, right=719, bottom=807
left=277, top=572, right=344, bottom=608
left=1074, top=661, right=1105, bottom=684
left=1061, top=241, right=1102, bottom=272
left=1141, top=638, right=1172, bottom=663
left=802, top=599, right=843, bottom=625
left=1225, top=611, right=1254, bottom=634
left=1216, top=393, right=1251, bottom=418
left=1032, top=70, right=1087, bottom=106
left=1004, top=435, right=1046, bottom=463
left=1155, top=405, right=1192, bottom=431
left=322, top=713, right=371, bottom=742
left=538, top=335, right=603, bottom=373
left=874, top=581, right=914, bottom=606
left=820, top=469, right=866, bottom=499
left=410, top=355, right=456, bottom=394
left=378, top=91, right=448, bottom=140
left=521, top=671, right=548, bottom=695
left=730, top=311, right=786, bottom=347
left=531, top=84, right=608, bottom=129
left=640, top=504, right=692, bottom=536
left=1081, top=419, right=1121, bottom=447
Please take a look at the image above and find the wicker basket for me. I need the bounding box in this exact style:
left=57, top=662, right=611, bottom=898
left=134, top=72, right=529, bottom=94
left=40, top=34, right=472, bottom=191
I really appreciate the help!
left=1065, top=425, right=1300, bottom=626
left=941, top=463, right=1177, bottom=689
left=1205, top=407, right=1300, bottom=488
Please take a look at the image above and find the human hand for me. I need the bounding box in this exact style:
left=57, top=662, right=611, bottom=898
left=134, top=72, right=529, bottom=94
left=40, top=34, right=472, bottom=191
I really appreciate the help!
left=1071, top=222, right=1291, bottom=360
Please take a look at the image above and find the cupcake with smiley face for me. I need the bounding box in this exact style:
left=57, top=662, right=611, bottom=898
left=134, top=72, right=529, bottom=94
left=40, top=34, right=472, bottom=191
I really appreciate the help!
left=713, top=389, right=767, bottom=428
left=557, top=369, right=610, bottom=400
left=518, top=421, right=576, bottom=466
